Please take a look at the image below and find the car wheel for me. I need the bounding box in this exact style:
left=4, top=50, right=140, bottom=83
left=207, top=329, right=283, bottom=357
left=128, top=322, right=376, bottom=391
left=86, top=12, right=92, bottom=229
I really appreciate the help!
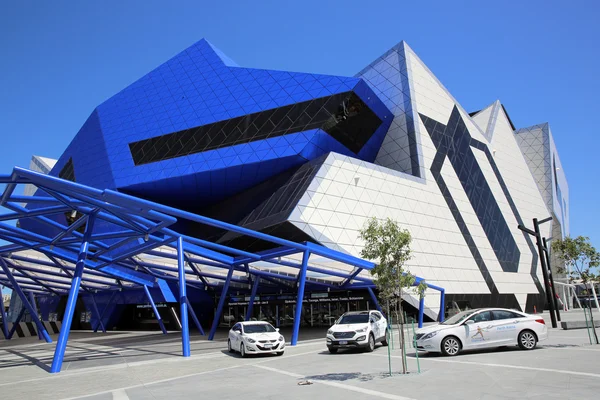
left=228, top=339, right=234, bottom=353
left=365, top=333, right=375, bottom=352
left=441, top=336, right=461, bottom=356
left=328, top=347, right=338, bottom=354
left=381, top=329, right=389, bottom=346
left=276, top=351, right=284, bottom=356
left=518, top=330, right=537, bottom=350
left=240, top=343, right=247, bottom=358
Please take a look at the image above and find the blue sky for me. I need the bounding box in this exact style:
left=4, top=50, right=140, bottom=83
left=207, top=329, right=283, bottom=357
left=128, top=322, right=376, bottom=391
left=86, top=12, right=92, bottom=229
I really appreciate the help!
left=0, top=0, right=599, bottom=287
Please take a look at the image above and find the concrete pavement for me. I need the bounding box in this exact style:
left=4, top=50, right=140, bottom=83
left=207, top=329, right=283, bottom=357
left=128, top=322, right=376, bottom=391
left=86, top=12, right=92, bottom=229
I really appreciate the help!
left=0, top=325, right=598, bottom=399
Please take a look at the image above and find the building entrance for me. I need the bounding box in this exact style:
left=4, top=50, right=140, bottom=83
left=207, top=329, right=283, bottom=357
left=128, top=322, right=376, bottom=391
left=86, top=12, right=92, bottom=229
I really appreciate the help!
left=223, top=291, right=372, bottom=328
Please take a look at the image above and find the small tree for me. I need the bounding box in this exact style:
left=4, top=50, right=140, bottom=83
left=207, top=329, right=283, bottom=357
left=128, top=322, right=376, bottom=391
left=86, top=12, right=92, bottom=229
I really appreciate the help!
left=360, top=217, right=426, bottom=374
left=552, top=236, right=599, bottom=344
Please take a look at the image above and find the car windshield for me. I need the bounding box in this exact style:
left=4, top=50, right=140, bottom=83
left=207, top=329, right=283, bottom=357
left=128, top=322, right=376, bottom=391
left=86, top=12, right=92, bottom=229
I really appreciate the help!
left=244, top=324, right=276, bottom=334
left=337, top=314, right=369, bottom=324
left=440, top=310, right=476, bottom=325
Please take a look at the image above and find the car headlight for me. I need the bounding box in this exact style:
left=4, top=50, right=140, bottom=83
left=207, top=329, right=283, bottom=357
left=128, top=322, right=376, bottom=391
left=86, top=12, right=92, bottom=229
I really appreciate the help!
left=279, top=335, right=284, bottom=341
left=327, top=329, right=333, bottom=335
left=422, top=331, right=438, bottom=340
left=246, top=338, right=256, bottom=344
left=355, top=327, right=367, bottom=333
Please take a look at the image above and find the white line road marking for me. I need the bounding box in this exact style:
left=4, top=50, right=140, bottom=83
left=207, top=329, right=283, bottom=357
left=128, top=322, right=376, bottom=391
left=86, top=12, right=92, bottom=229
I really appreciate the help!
left=61, top=349, right=321, bottom=399
left=254, top=365, right=416, bottom=400
left=542, top=346, right=600, bottom=352
left=369, top=353, right=600, bottom=378
left=111, top=389, right=130, bottom=400
left=61, top=365, right=242, bottom=400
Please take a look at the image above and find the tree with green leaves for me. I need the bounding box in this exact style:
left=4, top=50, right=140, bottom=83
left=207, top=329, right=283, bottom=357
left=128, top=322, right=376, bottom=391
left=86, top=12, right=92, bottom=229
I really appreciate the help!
left=359, top=217, right=427, bottom=374
left=552, top=236, right=599, bottom=344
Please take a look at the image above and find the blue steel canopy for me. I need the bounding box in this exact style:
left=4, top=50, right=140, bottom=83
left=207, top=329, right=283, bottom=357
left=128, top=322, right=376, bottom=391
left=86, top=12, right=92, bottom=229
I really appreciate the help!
left=0, top=166, right=444, bottom=373
left=0, top=167, right=378, bottom=293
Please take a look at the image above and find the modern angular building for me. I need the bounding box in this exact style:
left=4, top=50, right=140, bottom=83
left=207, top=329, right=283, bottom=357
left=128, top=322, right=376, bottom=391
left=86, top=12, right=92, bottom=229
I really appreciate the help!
left=21, top=39, right=569, bottom=325
left=22, top=156, right=56, bottom=197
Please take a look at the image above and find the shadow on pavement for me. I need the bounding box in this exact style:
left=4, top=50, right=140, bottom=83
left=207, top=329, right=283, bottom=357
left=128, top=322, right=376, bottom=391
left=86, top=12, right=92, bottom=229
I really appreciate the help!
left=304, top=372, right=376, bottom=382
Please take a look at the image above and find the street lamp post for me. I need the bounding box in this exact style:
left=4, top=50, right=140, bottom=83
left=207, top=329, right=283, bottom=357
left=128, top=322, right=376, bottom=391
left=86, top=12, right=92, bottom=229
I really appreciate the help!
left=518, top=217, right=558, bottom=328
left=542, top=237, right=561, bottom=322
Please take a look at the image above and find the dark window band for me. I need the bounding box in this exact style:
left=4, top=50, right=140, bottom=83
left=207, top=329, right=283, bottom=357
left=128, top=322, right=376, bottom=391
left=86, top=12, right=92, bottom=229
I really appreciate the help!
left=58, top=158, right=76, bottom=182
left=128, top=91, right=382, bottom=166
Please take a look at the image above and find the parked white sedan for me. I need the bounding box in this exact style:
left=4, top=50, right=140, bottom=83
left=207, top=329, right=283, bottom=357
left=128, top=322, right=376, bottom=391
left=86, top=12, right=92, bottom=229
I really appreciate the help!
left=228, top=321, right=285, bottom=357
left=415, top=308, right=548, bottom=356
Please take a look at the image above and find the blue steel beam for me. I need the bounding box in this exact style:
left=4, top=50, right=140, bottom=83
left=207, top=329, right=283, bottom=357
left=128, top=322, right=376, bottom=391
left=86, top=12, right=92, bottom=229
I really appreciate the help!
left=418, top=297, right=425, bottom=328
left=245, top=276, right=260, bottom=321
left=8, top=266, right=61, bottom=295
left=6, top=268, right=110, bottom=292
left=0, top=268, right=116, bottom=293
left=341, top=268, right=364, bottom=287
left=139, top=268, right=205, bottom=290
left=367, top=287, right=383, bottom=314
left=51, top=214, right=89, bottom=244
left=143, top=285, right=167, bottom=335
left=185, top=298, right=205, bottom=335
left=50, top=213, right=96, bottom=373
left=21, top=175, right=175, bottom=233
left=93, top=291, right=119, bottom=333
left=185, top=258, right=211, bottom=287
left=0, top=174, right=18, bottom=205
left=89, top=294, right=106, bottom=333
left=7, top=307, right=26, bottom=339
left=304, top=242, right=375, bottom=270
left=177, top=237, right=190, bottom=357
left=208, top=265, right=234, bottom=341
left=0, top=285, right=9, bottom=339
left=6, top=262, right=121, bottom=288
left=0, top=259, right=52, bottom=342
left=291, top=250, right=310, bottom=346
left=0, top=279, right=52, bottom=295
left=135, top=258, right=249, bottom=285
left=439, top=289, right=445, bottom=322
left=27, top=291, right=43, bottom=340
left=0, top=205, right=71, bottom=221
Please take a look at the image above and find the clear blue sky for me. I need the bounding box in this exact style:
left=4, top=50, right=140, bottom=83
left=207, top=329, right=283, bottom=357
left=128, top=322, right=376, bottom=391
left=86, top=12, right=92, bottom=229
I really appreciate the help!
left=1, top=0, right=599, bottom=278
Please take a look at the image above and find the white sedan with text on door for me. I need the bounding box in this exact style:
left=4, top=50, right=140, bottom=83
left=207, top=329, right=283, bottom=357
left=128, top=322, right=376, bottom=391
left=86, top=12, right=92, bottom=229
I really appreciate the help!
left=228, top=321, right=285, bottom=357
left=415, top=308, right=548, bottom=356
left=326, top=311, right=388, bottom=353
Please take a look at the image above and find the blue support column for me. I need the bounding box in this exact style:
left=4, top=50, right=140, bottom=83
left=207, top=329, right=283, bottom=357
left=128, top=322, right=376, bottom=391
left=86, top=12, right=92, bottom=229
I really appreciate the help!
left=50, top=214, right=95, bottom=373
left=185, top=298, right=205, bottom=335
left=143, top=285, right=167, bottom=334
left=439, top=290, right=445, bottom=323
left=177, top=237, right=190, bottom=357
left=0, top=285, right=9, bottom=339
left=7, top=307, right=26, bottom=339
left=418, top=296, right=425, bottom=328
left=208, top=265, right=234, bottom=340
left=367, top=287, right=383, bottom=314
left=0, top=259, right=52, bottom=343
left=245, top=276, right=260, bottom=321
left=93, top=291, right=118, bottom=333
left=27, top=292, right=42, bottom=340
left=291, top=250, right=309, bottom=346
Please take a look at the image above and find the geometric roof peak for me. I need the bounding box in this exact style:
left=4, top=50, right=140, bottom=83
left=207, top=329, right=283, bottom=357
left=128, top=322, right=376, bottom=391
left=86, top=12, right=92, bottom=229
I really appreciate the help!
left=200, top=38, right=239, bottom=67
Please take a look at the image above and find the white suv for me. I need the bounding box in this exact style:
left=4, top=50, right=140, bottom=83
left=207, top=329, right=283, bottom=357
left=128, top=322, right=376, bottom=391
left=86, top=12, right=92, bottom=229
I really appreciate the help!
left=326, top=310, right=388, bottom=353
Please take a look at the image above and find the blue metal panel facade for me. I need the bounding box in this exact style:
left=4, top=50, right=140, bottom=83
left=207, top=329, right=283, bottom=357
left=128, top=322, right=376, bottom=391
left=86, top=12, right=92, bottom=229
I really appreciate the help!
left=48, top=39, right=392, bottom=211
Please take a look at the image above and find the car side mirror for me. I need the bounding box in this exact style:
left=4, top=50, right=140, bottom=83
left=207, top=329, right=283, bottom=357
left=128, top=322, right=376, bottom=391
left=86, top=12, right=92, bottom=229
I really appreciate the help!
left=465, top=320, right=474, bottom=325
left=276, top=328, right=280, bottom=332
left=234, top=329, right=241, bottom=333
